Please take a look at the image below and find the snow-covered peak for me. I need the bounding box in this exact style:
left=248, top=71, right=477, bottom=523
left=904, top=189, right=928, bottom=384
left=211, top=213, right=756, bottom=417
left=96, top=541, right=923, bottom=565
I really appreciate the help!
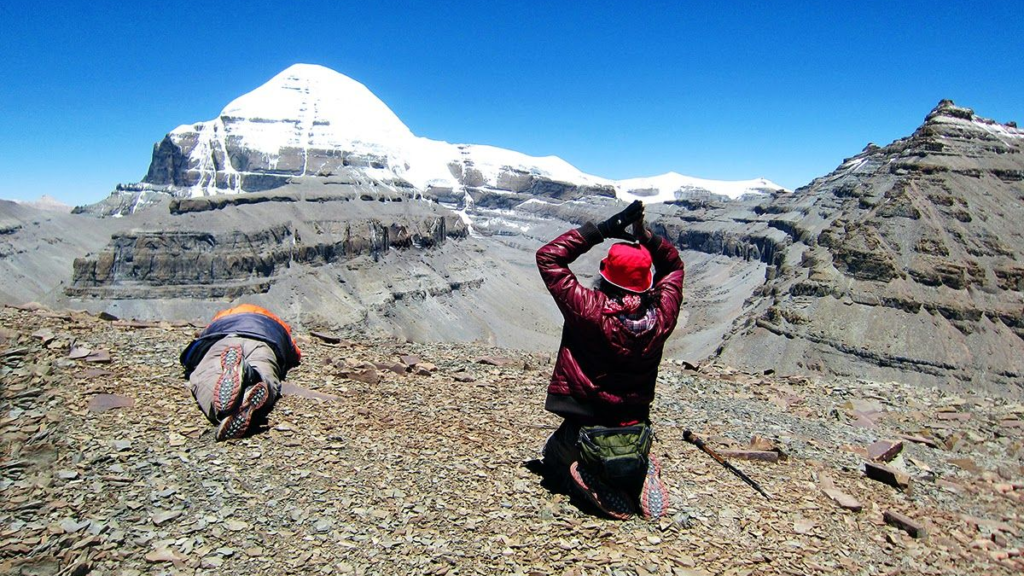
left=155, top=64, right=784, bottom=203
left=616, top=173, right=785, bottom=201
left=173, top=63, right=414, bottom=154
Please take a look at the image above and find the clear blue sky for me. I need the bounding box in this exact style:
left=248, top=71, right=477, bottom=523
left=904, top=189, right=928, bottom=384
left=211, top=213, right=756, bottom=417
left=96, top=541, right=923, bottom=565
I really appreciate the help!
left=1, top=1, right=1021, bottom=206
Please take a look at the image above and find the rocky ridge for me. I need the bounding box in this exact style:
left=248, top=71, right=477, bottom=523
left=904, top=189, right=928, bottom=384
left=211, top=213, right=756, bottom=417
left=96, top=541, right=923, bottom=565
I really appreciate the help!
left=2, top=305, right=1023, bottom=575
left=713, top=101, right=1024, bottom=396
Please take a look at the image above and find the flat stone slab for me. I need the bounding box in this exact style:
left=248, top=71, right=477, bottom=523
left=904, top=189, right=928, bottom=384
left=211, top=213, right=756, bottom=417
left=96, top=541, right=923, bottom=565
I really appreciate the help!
left=867, top=440, right=903, bottom=462
left=864, top=462, right=911, bottom=490
left=884, top=510, right=927, bottom=538
left=281, top=383, right=340, bottom=402
left=822, top=488, right=863, bottom=512
left=87, top=394, right=135, bottom=413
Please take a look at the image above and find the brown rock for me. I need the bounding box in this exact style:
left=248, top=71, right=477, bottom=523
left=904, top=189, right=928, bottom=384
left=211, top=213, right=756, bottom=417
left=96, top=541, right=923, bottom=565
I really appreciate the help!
left=864, top=462, right=911, bottom=490
left=374, top=361, right=408, bottom=375
left=84, top=350, right=111, bottom=363
left=414, top=362, right=437, bottom=376
left=80, top=368, right=113, bottom=378
left=280, top=383, right=340, bottom=402
left=822, top=488, right=863, bottom=512
left=145, top=548, right=184, bottom=563
left=850, top=414, right=878, bottom=429
left=896, top=433, right=940, bottom=449
left=87, top=394, right=134, bottom=413
left=68, top=347, right=91, bottom=359
left=349, top=369, right=380, bottom=384
left=400, top=354, right=421, bottom=368
left=884, top=510, right=926, bottom=538
left=475, top=356, right=516, bottom=367
left=841, top=444, right=870, bottom=458
left=867, top=439, right=904, bottom=462
left=935, top=411, right=971, bottom=421
left=948, top=458, right=981, bottom=474
left=310, top=331, right=343, bottom=344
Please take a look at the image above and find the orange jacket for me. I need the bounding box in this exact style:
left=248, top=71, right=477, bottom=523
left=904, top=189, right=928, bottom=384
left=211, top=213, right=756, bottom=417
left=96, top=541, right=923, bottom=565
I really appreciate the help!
left=181, top=304, right=302, bottom=377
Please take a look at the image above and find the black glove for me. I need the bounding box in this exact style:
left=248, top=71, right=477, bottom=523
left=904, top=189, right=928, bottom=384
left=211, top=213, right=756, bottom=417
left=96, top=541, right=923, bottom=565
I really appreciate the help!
left=597, top=200, right=644, bottom=241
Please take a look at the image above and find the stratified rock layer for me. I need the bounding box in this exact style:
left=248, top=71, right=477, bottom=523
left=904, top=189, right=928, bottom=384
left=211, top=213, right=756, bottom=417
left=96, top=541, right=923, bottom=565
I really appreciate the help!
left=68, top=183, right=466, bottom=300
left=716, top=101, right=1024, bottom=395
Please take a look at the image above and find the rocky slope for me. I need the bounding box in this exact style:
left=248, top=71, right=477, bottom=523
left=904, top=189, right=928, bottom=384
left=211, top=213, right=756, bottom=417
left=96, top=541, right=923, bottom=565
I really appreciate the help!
left=713, top=101, right=1024, bottom=396
left=2, top=305, right=1022, bottom=575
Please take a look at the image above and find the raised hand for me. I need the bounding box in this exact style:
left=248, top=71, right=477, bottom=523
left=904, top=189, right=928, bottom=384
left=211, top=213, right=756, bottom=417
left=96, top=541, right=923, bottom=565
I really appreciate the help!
left=597, top=200, right=644, bottom=241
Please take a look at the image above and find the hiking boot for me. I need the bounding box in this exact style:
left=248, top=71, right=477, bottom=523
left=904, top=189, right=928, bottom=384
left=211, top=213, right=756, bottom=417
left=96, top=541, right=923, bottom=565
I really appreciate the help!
left=213, top=345, right=245, bottom=418
left=216, top=381, right=270, bottom=442
left=639, top=454, right=669, bottom=520
left=570, top=461, right=635, bottom=520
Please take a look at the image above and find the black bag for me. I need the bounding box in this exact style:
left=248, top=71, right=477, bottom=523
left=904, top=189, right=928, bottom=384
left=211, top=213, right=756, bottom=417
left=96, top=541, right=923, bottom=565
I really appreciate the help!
left=577, top=422, right=653, bottom=484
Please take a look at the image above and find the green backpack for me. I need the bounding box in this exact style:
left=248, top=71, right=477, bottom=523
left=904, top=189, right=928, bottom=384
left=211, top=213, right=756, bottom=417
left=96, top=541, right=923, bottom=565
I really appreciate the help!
left=577, top=422, right=653, bottom=484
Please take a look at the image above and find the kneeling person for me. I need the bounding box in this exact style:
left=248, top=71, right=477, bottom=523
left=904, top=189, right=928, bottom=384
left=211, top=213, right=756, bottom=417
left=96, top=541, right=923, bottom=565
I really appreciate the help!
left=180, top=304, right=302, bottom=441
left=536, top=201, right=685, bottom=520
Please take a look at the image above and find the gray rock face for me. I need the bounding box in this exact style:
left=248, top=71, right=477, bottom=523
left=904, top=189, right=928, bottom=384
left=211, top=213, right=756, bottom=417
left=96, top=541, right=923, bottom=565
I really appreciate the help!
left=715, top=100, right=1024, bottom=395
left=5, top=98, right=1022, bottom=397
left=68, top=183, right=467, bottom=300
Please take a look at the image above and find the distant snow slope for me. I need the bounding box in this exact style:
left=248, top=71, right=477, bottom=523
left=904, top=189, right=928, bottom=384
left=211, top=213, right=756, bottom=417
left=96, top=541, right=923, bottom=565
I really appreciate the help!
left=11, top=195, right=72, bottom=213
left=165, top=63, right=786, bottom=200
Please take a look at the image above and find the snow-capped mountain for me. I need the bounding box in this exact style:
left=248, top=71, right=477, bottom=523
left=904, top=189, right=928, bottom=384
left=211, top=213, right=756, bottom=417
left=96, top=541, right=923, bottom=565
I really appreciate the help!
left=139, top=64, right=784, bottom=203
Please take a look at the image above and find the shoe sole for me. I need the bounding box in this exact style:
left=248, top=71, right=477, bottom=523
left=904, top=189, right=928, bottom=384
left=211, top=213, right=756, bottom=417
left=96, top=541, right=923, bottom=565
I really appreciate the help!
left=213, top=345, right=245, bottom=418
left=570, top=461, right=634, bottom=520
left=640, top=454, right=669, bottom=520
left=216, top=381, right=269, bottom=441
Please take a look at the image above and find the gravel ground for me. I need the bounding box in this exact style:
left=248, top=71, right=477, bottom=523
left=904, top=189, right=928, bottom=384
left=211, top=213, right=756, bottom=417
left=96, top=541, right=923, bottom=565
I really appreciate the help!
left=2, top=305, right=1022, bottom=575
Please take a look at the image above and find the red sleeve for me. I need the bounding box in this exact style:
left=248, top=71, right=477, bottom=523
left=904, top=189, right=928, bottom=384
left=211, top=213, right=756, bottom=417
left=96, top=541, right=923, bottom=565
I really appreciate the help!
left=536, top=223, right=604, bottom=321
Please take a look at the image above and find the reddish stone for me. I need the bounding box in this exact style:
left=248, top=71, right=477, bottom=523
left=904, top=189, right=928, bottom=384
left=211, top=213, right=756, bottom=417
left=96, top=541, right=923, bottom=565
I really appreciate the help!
left=867, top=440, right=904, bottom=462
left=850, top=413, right=878, bottom=429
left=373, top=361, right=408, bottom=375
left=935, top=412, right=971, bottom=421
left=822, top=488, right=863, bottom=512
left=897, top=433, right=940, bottom=449
left=865, top=462, right=911, bottom=490
left=280, top=383, right=340, bottom=402
left=883, top=510, right=926, bottom=538
left=84, top=350, right=112, bottom=363
left=948, top=458, right=982, bottom=474
left=80, top=368, right=113, bottom=379
left=87, top=394, right=134, bottom=413
left=475, top=356, right=516, bottom=367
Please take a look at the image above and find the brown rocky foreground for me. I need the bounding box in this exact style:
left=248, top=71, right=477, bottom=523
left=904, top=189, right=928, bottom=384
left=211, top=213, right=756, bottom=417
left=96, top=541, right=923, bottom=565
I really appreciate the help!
left=1, top=305, right=1022, bottom=575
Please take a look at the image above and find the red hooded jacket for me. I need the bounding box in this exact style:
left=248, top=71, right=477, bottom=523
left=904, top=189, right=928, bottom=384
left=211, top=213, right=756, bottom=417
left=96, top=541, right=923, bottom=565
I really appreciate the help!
left=537, top=222, right=685, bottom=425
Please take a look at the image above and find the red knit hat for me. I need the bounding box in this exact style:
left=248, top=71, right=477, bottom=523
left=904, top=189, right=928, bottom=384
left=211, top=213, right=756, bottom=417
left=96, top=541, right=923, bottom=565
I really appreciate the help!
left=600, top=243, right=653, bottom=293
